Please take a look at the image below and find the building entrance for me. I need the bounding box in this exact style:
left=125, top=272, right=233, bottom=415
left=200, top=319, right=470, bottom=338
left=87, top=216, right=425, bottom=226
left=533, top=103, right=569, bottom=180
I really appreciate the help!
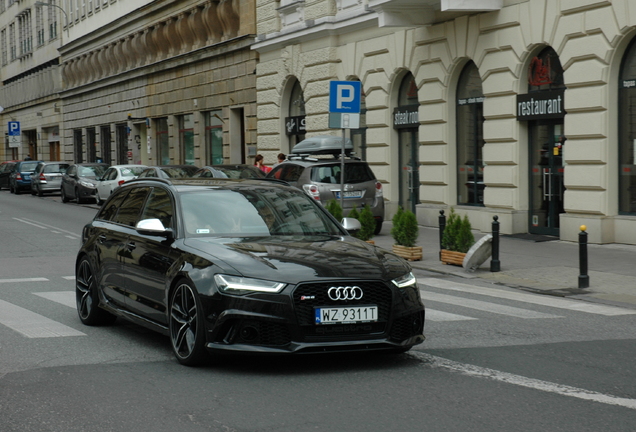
left=529, top=120, right=565, bottom=236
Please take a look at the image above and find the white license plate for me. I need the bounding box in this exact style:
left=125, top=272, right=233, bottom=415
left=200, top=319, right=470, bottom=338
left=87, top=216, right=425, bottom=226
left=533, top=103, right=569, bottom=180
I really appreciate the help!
left=315, top=306, right=378, bottom=324
left=334, top=191, right=363, bottom=199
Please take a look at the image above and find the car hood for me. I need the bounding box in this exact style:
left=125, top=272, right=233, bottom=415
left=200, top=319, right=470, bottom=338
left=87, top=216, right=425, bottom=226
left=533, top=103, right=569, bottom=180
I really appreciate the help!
left=183, top=235, right=411, bottom=284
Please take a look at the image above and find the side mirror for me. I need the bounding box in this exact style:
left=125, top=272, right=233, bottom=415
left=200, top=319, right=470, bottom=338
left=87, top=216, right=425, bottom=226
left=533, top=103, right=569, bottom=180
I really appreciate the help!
left=341, top=217, right=361, bottom=235
left=136, top=218, right=174, bottom=239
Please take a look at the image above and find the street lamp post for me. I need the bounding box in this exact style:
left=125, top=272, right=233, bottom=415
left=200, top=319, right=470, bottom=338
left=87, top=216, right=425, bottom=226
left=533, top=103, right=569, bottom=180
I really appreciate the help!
left=34, top=1, right=69, bottom=41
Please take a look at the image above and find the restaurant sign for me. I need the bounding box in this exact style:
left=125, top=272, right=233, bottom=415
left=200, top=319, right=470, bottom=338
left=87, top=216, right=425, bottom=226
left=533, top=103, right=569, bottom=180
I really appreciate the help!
left=516, top=90, right=565, bottom=121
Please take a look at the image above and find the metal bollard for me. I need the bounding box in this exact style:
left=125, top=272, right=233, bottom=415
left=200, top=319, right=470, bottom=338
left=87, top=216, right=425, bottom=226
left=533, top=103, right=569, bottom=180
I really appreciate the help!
left=490, top=215, right=501, bottom=272
left=579, top=225, right=589, bottom=288
left=438, top=210, right=446, bottom=260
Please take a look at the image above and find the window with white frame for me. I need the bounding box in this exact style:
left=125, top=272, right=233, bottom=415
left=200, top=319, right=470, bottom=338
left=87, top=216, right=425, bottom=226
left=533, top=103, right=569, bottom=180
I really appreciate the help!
left=48, top=1, right=57, bottom=40
left=1, top=29, right=6, bottom=66
left=8, top=23, right=15, bottom=61
left=36, top=6, right=44, bottom=46
left=17, top=10, right=33, bottom=56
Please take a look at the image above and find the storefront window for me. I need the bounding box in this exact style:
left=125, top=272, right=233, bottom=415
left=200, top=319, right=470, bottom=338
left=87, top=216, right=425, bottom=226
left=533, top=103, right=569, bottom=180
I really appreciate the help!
left=395, top=73, right=419, bottom=212
left=206, top=110, right=223, bottom=165
left=156, top=118, right=169, bottom=165
left=456, top=61, right=485, bottom=206
left=619, top=38, right=636, bottom=214
left=180, top=114, right=195, bottom=165
left=286, top=80, right=305, bottom=147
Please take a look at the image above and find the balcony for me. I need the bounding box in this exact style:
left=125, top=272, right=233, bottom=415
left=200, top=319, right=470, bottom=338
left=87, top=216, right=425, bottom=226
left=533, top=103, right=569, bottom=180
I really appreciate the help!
left=367, top=0, right=503, bottom=27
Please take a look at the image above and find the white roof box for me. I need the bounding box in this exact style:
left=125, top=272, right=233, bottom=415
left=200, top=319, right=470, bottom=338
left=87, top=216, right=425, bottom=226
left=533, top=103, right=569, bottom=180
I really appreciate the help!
left=291, top=135, right=353, bottom=156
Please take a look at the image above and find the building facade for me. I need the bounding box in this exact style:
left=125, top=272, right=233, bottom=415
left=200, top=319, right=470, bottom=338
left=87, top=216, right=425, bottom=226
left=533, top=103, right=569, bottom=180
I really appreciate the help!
left=1, top=0, right=258, bottom=170
left=253, top=0, right=636, bottom=244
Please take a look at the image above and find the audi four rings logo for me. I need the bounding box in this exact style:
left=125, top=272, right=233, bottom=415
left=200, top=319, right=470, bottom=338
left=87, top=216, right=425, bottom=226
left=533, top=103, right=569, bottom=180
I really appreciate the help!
left=328, top=286, right=363, bottom=301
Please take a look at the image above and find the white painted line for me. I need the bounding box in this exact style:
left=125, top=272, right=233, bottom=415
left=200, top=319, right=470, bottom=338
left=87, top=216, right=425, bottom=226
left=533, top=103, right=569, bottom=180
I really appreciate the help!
left=62, top=276, right=76, bottom=280
left=419, top=278, right=636, bottom=316
left=426, top=309, right=477, bottom=322
left=412, top=352, right=636, bottom=410
left=12, top=217, right=48, bottom=229
left=421, top=291, right=563, bottom=319
left=0, top=299, right=85, bottom=338
left=0, top=278, right=49, bottom=283
left=34, top=291, right=76, bottom=309
left=21, top=218, right=81, bottom=238
left=65, top=235, right=77, bottom=240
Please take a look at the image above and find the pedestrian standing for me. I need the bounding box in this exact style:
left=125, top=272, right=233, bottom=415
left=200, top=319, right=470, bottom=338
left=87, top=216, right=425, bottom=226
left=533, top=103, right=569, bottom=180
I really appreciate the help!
left=273, top=153, right=286, bottom=167
left=254, top=154, right=272, bottom=174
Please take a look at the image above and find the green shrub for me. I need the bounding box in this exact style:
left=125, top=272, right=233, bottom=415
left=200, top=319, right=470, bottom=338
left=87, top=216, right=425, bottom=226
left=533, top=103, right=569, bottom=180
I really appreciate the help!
left=357, top=205, right=376, bottom=241
left=348, top=205, right=360, bottom=221
left=325, top=199, right=343, bottom=222
left=391, top=206, right=419, bottom=247
left=441, top=208, right=475, bottom=253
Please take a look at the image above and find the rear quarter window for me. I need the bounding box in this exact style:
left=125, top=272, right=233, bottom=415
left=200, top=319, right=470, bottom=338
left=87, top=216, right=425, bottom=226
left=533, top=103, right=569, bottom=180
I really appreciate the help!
left=310, top=162, right=376, bottom=184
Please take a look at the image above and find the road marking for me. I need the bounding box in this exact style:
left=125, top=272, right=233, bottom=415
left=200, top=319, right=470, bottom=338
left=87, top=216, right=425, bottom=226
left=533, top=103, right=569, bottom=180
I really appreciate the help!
left=419, top=278, right=636, bottom=316
left=426, top=309, right=477, bottom=322
left=62, top=276, right=76, bottom=280
left=421, top=291, right=563, bottom=319
left=12, top=217, right=48, bottom=229
left=34, top=291, right=76, bottom=309
left=412, top=352, right=636, bottom=410
left=20, top=217, right=81, bottom=239
left=0, top=277, right=48, bottom=283
left=0, top=299, right=85, bottom=338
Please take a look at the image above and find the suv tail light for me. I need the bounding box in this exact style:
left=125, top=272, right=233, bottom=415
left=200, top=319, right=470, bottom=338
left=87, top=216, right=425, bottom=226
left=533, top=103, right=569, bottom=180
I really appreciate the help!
left=302, top=184, right=321, bottom=201
left=39, top=173, right=46, bottom=181
left=375, top=181, right=383, bottom=198
left=16, top=173, right=22, bottom=181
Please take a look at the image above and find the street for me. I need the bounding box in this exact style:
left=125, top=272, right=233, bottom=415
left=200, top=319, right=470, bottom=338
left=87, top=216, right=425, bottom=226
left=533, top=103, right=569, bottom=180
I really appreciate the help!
left=0, top=190, right=635, bottom=432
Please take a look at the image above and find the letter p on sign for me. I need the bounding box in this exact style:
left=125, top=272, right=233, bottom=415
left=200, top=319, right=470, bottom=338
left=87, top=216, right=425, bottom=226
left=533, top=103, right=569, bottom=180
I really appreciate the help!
left=329, top=81, right=361, bottom=114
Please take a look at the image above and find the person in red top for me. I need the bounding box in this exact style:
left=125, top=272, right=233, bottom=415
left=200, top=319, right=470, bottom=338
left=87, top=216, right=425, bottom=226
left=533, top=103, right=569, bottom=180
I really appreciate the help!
left=254, top=154, right=272, bottom=174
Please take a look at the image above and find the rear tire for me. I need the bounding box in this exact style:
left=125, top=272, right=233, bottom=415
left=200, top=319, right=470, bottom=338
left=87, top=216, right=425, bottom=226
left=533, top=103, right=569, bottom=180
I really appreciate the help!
left=61, top=187, right=69, bottom=203
left=37, top=185, right=43, bottom=197
left=374, top=219, right=383, bottom=235
left=76, top=258, right=117, bottom=326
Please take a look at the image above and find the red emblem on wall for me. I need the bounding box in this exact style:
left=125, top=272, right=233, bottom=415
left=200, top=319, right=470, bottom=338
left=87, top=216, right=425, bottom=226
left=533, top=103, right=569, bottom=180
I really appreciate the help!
left=528, top=56, right=552, bottom=86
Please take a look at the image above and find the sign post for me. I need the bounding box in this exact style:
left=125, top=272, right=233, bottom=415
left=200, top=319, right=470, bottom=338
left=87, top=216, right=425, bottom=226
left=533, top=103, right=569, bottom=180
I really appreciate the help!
left=8, top=121, right=21, bottom=148
left=329, top=81, right=361, bottom=210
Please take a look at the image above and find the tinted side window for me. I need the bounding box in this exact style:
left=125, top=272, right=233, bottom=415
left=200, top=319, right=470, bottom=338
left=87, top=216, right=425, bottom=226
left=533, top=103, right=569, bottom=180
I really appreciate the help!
left=310, top=163, right=375, bottom=184
left=96, top=189, right=130, bottom=221
left=114, top=187, right=150, bottom=227
left=270, top=164, right=304, bottom=182
left=140, top=187, right=174, bottom=229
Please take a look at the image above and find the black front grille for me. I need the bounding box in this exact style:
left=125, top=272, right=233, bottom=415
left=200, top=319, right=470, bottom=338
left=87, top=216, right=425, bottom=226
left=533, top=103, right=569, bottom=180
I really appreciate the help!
left=389, top=311, right=424, bottom=342
left=236, top=320, right=291, bottom=346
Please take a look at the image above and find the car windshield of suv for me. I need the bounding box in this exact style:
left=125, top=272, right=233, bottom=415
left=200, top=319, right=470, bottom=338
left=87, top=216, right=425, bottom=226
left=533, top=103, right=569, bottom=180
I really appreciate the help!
left=180, top=187, right=342, bottom=237
left=309, top=162, right=375, bottom=184
left=80, top=165, right=107, bottom=177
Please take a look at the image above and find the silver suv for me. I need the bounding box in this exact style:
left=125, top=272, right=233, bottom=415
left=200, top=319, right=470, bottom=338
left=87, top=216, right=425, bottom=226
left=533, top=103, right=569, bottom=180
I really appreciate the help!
left=267, top=136, right=385, bottom=234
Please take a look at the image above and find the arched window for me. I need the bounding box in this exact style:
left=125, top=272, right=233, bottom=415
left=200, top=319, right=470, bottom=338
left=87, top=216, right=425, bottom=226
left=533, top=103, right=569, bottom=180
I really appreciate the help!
left=394, top=73, right=419, bottom=212
left=456, top=61, right=484, bottom=206
left=618, top=38, right=636, bottom=214
left=286, top=80, right=306, bottom=147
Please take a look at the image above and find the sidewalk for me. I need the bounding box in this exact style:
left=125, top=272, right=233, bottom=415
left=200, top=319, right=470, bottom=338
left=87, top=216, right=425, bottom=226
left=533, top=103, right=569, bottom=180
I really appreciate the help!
left=372, top=222, right=636, bottom=309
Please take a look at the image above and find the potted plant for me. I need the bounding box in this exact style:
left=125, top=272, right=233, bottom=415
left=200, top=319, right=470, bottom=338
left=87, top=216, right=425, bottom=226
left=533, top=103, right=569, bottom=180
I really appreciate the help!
left=440, top=207, right=475, bottom=265
left=391, top=207, right=422, bottom=261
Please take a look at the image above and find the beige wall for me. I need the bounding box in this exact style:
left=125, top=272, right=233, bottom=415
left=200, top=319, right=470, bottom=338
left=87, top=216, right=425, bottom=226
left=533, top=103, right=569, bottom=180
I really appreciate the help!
left=255, top=0, right=636, bottom=244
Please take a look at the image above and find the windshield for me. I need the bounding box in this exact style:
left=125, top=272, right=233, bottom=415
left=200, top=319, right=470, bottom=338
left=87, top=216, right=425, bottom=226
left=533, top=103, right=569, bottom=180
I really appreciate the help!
left=121, top=166, right=147, bottom=176
left=180, top=187, right=343, bottom=237
left=162, top=166, right=199, bottom=178
left=20, top=162, right=39, bottom=172
left=79, top=165, right=107, bottom=177
left=43, top=163, right=69, bottom=174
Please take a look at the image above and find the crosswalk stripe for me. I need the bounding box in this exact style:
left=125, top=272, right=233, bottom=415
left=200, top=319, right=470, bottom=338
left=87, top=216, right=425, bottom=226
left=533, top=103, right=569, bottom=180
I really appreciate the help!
left=0, top=278, right=48, bottom=283
left=34, top=291, right=76, bottom=309
left=419, top=278, right=636, bottom=316
left=421, top=291, right=563, bottom=319
left=426, top=309, right=477, bottom=322
left=0, top=299, right=85, bottom=338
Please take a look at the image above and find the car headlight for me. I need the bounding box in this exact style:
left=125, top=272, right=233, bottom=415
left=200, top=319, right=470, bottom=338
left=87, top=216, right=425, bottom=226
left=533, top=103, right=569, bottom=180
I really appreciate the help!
left=392, top=272, right=417, bottom=289
left=79, top=180, right=96, bottom=188
left=214, top=274, right=286, bottom=295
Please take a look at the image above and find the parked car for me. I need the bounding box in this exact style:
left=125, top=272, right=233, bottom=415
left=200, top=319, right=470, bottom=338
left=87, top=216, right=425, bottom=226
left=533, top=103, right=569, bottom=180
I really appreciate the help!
left=0, top=161, right=19, bottom=190
left=95, top=164, right=148, bottom=204
left=193, top=164, right=266, bottom=179
left=30, top=162, right=70, bottom=196
left=267, top=135, right=385, bottom=234
left=75, top=177, right=425, bottom=365
left=9, top=160, right=43, bottom=194
left=61, top=163, right=109, bottom=204
left=136, top=165, right=199, bottom=179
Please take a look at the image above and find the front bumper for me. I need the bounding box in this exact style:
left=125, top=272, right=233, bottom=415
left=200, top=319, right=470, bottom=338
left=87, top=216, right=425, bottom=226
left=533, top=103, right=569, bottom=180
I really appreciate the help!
left=202, top=280, right=425, bottom=355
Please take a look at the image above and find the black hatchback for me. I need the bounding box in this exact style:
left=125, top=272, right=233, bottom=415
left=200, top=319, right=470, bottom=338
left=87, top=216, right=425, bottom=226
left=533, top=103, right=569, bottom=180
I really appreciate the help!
left=76, top=178, right=425, bottom=365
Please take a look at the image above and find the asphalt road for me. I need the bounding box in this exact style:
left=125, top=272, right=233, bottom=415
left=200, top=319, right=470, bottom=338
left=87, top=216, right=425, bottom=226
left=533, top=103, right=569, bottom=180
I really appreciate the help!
left=1, top=190, right=635, bottom=431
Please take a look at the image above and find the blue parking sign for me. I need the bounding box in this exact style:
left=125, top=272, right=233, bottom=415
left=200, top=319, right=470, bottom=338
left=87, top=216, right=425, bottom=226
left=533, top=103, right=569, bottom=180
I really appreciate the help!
left=329, top=81, right=361, bottom=114
left=8, top=121, right=20, bottom=136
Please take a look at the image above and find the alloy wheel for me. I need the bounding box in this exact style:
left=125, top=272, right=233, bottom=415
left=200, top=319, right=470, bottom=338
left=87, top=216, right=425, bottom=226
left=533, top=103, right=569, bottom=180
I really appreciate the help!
left=76, top=258, right=116, bottom=326
left=169, top=282, right=207, bottom=365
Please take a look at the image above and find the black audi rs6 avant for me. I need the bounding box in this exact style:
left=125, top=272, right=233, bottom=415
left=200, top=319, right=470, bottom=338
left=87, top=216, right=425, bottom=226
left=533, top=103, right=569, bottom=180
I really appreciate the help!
left=76, top=177, right=425, bottom=365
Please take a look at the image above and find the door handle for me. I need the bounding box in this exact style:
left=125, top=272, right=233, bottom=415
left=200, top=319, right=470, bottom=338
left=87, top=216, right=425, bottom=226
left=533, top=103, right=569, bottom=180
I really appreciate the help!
left=97, top=234, right=106, bottom=243
left=126, top=242, right=136, bottom=250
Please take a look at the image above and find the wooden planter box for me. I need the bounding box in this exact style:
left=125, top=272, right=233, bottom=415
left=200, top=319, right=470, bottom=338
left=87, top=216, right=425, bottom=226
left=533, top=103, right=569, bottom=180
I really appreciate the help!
left=392, top=244, right=422, bottom=261
left=440, top=249, right=466, bottom=266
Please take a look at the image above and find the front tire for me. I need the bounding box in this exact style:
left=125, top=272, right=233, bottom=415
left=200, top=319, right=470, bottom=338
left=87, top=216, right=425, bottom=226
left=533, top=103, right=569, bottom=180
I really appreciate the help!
left=76, top=258, right=117, bottom=326
left=169, top=280, right=208, bottom=366
left=61, top=187, right=69, bottom=203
